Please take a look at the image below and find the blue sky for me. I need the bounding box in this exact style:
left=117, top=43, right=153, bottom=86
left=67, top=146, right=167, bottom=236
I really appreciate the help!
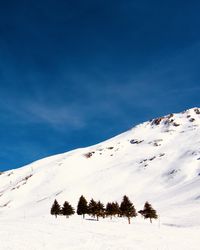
left=0, top=0, right=200, bottom=171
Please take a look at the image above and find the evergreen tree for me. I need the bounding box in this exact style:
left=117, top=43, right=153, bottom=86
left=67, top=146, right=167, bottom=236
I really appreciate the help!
left=106, top=202, right=120, bottom=219
left=50, top=199, right=61, bottom=218
left=112, top=202, right=120, bottom=217
left=120, top=195, right=137, bottom=224
left=95, top=201, right=105, bottom=221
left=88, top=199, right=97, bottom=217
left=141, top=202, right=158, bottom=223
left=77, top=195, right=88, bottom=218
left=106, top=202, right=113, bottom=219
left=62, top=201, right=75, bottom=218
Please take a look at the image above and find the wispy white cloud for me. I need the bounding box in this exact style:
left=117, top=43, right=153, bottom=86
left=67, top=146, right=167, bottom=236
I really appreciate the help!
left=0, top=101, right=86, bottom=131
left=25, top=102, right=86, bottom=129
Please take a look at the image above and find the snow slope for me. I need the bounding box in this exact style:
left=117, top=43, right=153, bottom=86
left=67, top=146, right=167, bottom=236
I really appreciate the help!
left=1, top=107, right=200, bottom=223
left=0, top=108, right=200, bottom=250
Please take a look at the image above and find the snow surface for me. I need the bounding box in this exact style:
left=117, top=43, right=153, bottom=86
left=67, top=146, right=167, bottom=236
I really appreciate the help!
left=0, top=107, right=200, bottom=249
left=0, top=215, right=199, bottom=250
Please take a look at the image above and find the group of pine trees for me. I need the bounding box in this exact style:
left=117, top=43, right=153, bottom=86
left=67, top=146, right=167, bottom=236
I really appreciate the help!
left=50, top=200, right=75, bottom=218
left=50, top=195, right=158, bottom=224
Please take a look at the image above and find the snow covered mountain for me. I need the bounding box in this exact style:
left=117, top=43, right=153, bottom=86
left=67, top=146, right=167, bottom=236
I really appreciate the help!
left=0, top=107, right=200, bottom=227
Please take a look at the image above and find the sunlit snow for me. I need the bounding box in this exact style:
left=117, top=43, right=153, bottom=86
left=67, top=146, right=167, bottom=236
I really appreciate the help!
left=0, top=108, right=200, bottom=249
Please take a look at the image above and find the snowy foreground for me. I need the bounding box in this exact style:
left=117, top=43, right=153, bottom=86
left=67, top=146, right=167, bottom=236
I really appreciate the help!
left=0, top=215, right=199, bottom=250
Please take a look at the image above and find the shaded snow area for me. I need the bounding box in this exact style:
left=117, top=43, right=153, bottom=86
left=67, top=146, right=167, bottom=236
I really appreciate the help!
left=0, top=108, right=200, bottom=249
left=0, top=216, right=199, bottom=250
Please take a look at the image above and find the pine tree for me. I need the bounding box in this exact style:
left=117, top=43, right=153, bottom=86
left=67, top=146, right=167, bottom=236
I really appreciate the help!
left=141, top=201, right=158, bottom=223
left=106, top=202, right=120, bottom=219
left=77, top=195, right=88, bottom=218
left=50, top=199, right=61, bottom=218
left=120, top=195, right=137, bottom=224
left=62, top=201, right=75, bottom=218
left=106, top=202, right=113, bottom=219
left=95, top=201, right=105, bottom=221
left=88, top=199, right=98, bottom=218
left=112, top=202, right=120, bottom=217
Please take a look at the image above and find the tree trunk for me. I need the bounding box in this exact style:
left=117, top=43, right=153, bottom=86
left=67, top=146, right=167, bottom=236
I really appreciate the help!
left=83, top=214, right=85, bottom=219
left=150, top=218, right=152, bottom=223
left=128, top=217, right=131, bottom=224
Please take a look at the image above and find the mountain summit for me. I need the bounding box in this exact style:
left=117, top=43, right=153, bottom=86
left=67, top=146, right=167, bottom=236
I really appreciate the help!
left=0, top=107, right=200, bottom=226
